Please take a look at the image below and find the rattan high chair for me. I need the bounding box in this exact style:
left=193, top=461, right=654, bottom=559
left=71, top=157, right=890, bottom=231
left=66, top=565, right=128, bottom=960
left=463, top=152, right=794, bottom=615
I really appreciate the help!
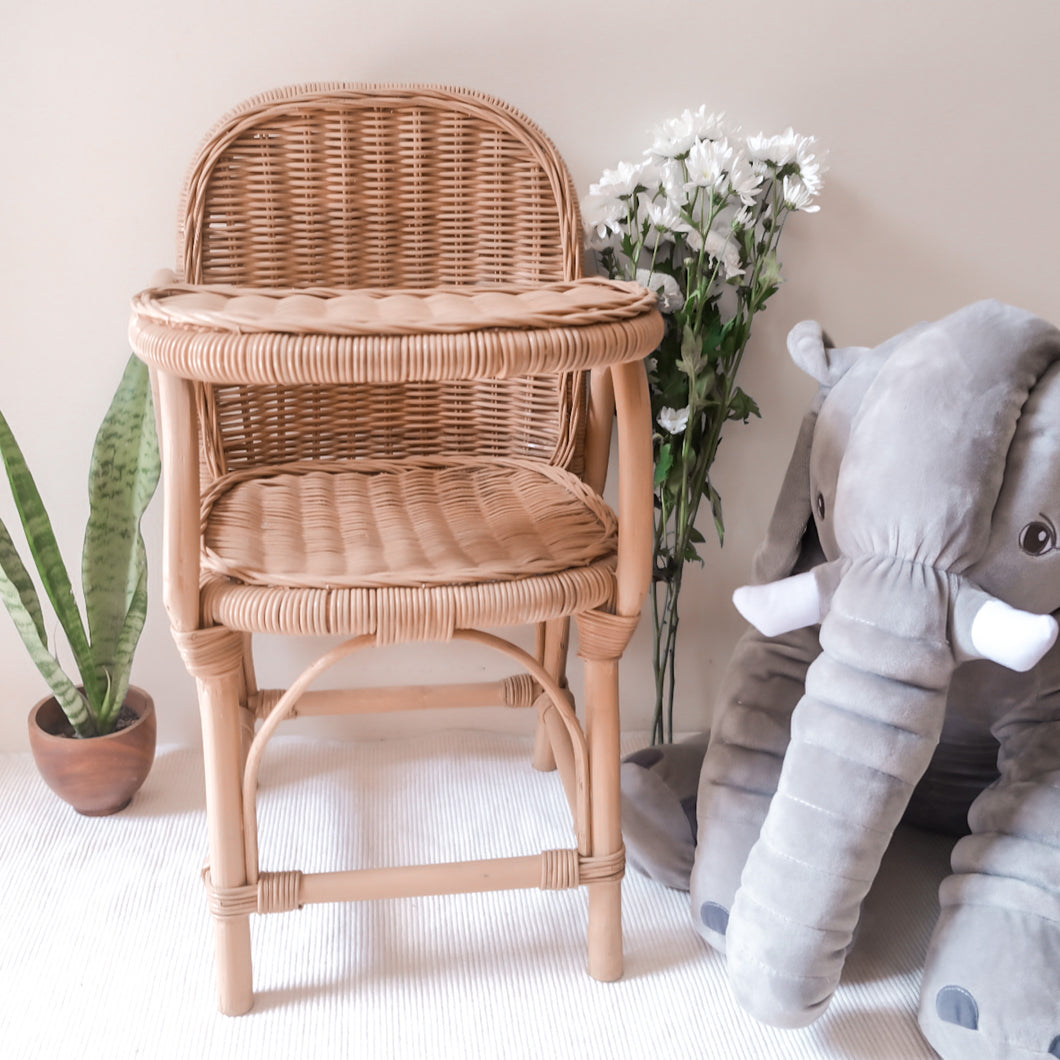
left=129, top=84, right=662, bottom=1015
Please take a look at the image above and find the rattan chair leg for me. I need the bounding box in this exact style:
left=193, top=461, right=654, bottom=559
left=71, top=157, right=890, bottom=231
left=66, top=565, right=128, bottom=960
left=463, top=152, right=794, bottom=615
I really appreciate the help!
left=199, top=670, right=254, bottom=1015
left=531, top=716, right=556, bottom=772
left=239, top=633, right=258, bottom=699
left=532, top=617, right=570, bottom=772
left=584, top=655, right=623, bottom=982
left=237, top=635, right=258, bottom=775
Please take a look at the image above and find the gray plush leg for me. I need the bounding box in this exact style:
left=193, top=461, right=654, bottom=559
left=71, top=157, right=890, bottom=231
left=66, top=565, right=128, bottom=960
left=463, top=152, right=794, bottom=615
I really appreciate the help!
left=620, top=733, right=709, bottom=891
left=918, top=696, right=1060, bottom=1060
left=689, top=624, right=821, bottom=953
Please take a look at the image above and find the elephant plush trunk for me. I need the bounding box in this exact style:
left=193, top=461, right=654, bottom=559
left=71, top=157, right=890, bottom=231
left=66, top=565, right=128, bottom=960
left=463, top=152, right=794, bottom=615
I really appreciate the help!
left=725, top=555, right=956, bottom=1027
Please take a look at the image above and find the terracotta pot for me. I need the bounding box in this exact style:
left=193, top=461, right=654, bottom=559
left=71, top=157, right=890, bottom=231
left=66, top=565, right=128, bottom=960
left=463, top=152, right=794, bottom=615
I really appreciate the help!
left=28, top=686, right=156, bottom=816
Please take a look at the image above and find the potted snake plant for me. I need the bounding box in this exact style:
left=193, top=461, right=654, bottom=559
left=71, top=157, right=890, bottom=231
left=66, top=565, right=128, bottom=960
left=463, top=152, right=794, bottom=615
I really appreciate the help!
left=1, top=354, right=161, bottom=814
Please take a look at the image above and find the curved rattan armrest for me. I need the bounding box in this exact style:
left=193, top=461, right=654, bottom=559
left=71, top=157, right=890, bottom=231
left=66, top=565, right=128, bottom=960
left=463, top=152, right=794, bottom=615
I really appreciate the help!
left=130, top=279, right=663, bottom=385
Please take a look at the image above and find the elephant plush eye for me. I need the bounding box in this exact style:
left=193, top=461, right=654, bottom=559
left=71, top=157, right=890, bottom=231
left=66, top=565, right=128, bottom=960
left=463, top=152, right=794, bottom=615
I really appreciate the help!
left=816, top=492, right=826, bottom=520
left=1019, top=518, right=1057, bottom=556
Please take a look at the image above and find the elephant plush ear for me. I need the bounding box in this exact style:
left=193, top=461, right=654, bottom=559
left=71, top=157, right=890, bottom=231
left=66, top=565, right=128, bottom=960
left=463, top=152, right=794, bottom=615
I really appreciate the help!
left=749, top=322, right=863, bottom=585
left=787, top=320, right=869, bottom=389
left=750, top=409, right=821, bottom=584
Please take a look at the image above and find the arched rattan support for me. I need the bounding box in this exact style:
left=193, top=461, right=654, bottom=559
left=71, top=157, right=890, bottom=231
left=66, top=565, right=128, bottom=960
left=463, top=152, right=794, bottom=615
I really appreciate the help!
left=242, top=634, right=375, bottom=881
left=240, top=628, right=592, bottom=883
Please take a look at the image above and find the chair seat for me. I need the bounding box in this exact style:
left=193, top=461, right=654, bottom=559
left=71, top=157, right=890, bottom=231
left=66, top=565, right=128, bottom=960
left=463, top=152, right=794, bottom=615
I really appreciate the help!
left=199, top=456, right=619, bottom=638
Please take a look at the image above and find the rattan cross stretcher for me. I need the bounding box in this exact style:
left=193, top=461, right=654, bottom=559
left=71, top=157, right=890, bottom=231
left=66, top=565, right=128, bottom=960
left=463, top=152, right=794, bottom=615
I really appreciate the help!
left=130, top=84, right=662, bottom=1015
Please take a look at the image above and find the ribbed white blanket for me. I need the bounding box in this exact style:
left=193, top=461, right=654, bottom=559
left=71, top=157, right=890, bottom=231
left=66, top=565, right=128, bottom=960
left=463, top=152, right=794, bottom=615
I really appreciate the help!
left=0, top=732, right=947, bottom=1059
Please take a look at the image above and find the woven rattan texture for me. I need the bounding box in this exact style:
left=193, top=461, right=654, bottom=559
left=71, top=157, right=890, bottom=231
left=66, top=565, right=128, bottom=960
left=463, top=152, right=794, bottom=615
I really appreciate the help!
left=133, top=279, right=654, bottom=335
left=198, top=375, right=582, bottom=473
left=130, top=313, right=661, bottom=387
left=200, top=457, right=618, bottom=589
left=178, top=84, right=590, bottom=482
left=199, top=562, right=617, bottom=640
left=180, top=84, right=581, bottom=288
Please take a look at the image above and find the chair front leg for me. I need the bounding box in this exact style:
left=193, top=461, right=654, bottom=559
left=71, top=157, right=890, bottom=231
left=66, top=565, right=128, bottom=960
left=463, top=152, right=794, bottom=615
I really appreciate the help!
left=199, top=668, right=254, bottom=1015
left=585, top=654, right=623, bottom=981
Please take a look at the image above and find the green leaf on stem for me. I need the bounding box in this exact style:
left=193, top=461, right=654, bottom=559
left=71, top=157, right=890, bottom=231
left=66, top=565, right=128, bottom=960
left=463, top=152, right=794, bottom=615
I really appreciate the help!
left=679, top=324, right=704, bottom=379
left=727, top=387, right=761, bottom=423
left=682, top=538, right=704, bottom=564
left=707, top=481, right=725, bottom=546
left=694, top=369, right=717, bottom=404
left=654, top=442, right=674, bottom=487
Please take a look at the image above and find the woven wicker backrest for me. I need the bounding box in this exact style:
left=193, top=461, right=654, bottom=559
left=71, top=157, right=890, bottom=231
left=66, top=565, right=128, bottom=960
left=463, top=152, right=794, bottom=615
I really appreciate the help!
left=180, top=84, right=587, bottom=477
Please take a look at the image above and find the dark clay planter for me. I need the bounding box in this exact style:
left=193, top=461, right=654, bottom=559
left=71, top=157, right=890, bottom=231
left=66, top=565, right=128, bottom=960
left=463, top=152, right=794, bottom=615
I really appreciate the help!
left=28, top=686, right=156, bottom=816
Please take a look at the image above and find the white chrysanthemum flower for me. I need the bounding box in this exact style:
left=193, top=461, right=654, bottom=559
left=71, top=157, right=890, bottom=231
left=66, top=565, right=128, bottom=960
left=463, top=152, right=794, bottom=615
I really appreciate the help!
left=791, top=133, right=821, bottom=169
left=731, top=206, right=754, bottom=230
left=747, top=129, right=824, bottom=182
left=781, top=174, right=820, bottom=213
left=650, top=107, right=730, bottom=162
left=657, top=159, right=689, bottom=206
left=590, top=159, right=651, bottom=199
left=657, top=405, right=690, bottom=434
left=705, top=230, right=745, bottom=279
left=688, top=106, right=728, bottom=141
left=581, top=193, right=627, bottom=239
left=645, top=196, right=689, bottom=235
left=685, top=137, right=734, bottom=191
left=746, top=129, right=797, bottom=167
left=728, top=155, right=762, bottom=206
left=636, top=161, right=663, bottom=199
left=635, top=268, right=685, bottom=313
left=796, top=154, right=826, bottom=195
left=650, top=112, right=698, bottom=159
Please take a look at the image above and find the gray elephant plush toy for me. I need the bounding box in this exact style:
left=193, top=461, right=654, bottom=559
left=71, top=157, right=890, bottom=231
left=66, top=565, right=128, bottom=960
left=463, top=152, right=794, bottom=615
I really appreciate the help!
left=621, top=300, right=1060, bottom=1060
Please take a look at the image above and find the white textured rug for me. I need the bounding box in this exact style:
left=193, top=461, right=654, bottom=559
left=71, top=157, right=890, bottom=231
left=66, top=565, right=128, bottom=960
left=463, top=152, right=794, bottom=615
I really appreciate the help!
left=1, top=732, right=949, bottom=1059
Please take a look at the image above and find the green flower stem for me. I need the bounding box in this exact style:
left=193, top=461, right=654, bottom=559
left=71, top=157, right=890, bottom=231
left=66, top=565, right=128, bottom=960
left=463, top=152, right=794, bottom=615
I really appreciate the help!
left=650, top=312, right=760, bottom=743
left=588, top=135, right=819, bottom=743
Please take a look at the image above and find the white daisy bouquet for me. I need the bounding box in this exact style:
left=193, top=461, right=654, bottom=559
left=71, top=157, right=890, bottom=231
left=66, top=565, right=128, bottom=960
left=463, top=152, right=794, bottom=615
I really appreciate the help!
left=583, top=108, right=824, bottom=743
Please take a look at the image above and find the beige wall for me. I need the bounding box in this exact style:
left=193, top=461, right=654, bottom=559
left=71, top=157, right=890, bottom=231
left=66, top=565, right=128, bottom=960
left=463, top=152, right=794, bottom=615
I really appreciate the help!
left=1, top=0, right=1057, bottom=750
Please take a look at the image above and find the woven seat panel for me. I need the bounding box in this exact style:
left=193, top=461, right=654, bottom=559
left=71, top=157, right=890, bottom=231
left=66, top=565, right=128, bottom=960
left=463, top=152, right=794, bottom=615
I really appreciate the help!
left=202, top=457, right=617, bottom=589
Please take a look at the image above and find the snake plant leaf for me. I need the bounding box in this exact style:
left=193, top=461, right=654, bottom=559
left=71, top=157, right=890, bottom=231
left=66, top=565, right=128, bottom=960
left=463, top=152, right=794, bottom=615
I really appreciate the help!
left=0, top=410, right=100, bottom=711
left=0, top=519, right=94, bottom=735
left=82, top=354, right=160, bottom=730
left=97, top=557, right=148, bottom=732
left=0, top=516, right=47, bottom=646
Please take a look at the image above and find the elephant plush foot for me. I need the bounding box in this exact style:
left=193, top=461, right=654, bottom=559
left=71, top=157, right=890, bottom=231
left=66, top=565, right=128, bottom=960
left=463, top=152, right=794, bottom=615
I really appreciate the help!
left=919, top=902, right=1060, bottom=1060
left=619, top=733, right=709, bottom=891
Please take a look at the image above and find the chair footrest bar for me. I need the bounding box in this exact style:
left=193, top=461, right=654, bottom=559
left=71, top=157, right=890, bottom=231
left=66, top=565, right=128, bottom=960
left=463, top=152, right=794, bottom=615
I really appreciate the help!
left=249, top=674, right=540, bottom=720
left=203, top=847, right=625, bottom=918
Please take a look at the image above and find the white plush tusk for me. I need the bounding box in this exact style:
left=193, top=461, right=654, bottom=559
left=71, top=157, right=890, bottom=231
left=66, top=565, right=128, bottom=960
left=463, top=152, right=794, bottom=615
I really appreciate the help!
left=733, top=570, right=823, bottom=638
left=970, top=600, right=1059, bottom=672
